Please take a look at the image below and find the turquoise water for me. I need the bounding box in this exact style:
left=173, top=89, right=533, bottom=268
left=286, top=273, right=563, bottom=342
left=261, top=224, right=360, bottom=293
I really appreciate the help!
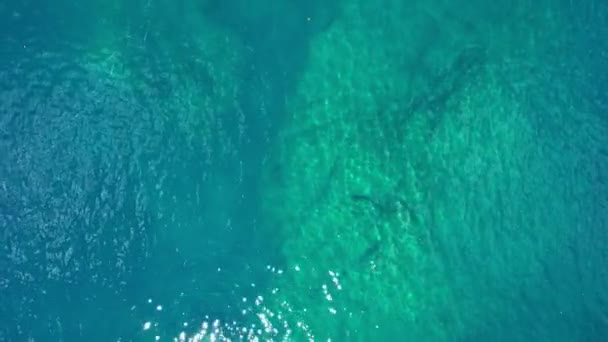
left=1, top=0, right=608, bottom=341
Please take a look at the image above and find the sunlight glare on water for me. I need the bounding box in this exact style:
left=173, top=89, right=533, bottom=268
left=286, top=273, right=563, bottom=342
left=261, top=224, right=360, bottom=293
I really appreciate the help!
left=136, top=265, right=347, bottom=341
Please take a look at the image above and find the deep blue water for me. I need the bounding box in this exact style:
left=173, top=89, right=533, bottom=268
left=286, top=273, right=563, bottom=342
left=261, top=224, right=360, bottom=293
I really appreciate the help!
left=0, top=0, right=315, bottom=339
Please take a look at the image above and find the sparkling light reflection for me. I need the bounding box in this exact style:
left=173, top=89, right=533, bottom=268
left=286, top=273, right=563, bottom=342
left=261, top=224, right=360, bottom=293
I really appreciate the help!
left=138, top=264, right=345, bottom=341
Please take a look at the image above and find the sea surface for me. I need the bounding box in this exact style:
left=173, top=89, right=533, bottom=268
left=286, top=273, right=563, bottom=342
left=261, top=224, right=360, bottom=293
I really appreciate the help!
left=1, top=0, right=608, bottom=341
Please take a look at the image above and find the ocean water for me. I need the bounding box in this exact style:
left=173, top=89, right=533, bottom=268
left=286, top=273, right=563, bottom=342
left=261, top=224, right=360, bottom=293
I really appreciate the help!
left=1, top=0, right=607, bottom=341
